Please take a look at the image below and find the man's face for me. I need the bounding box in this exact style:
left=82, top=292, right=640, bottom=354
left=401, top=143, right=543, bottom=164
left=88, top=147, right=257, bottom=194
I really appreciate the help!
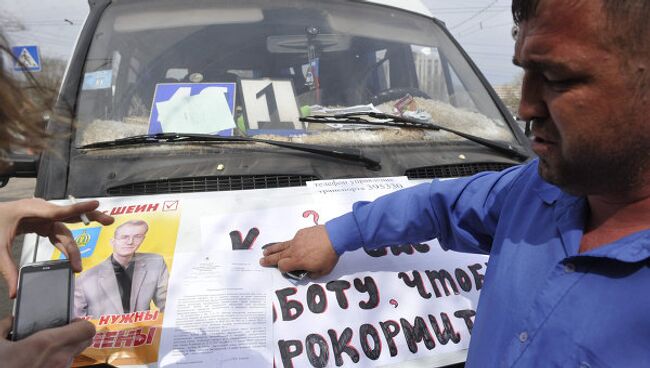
left=111, top=224, right=147, bottom=258
left=514, top=0, right=650, bottom=195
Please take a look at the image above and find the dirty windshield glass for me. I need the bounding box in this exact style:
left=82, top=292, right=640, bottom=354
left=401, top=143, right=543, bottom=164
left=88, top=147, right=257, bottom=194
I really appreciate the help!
left=74, top=0, right=516, bottom=148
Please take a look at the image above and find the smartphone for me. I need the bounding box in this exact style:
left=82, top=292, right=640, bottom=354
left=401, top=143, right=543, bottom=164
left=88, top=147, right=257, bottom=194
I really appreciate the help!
left=12, top=260, right=74, bottom=341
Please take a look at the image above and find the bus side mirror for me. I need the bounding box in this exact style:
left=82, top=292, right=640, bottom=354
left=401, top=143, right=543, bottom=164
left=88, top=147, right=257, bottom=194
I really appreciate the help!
left=0, top=153, right=38, bottom=188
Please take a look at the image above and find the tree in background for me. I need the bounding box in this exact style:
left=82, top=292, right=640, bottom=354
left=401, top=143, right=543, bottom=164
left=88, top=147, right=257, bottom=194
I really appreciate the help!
left=2, top=13, right=68, bottom=112
left=28, top=57, right=67, bottom=110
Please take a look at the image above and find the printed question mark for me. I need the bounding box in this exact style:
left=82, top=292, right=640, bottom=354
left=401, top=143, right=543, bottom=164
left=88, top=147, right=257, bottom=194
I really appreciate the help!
left=389, top=299, right=398, bottom=308
left=302, top=210, right=319, bottom=225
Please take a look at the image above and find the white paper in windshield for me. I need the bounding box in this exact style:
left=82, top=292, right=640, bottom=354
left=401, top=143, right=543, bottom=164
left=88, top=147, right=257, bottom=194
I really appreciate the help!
left=150, top=83, right=236, bottom=135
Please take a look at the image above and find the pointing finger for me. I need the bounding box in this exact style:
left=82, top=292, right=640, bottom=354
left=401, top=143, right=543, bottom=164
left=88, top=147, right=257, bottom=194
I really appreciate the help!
left=21, top=199, right=98, bottom=222
left=82, top=210, right=114, bottom=226
left=262, top=241, right=290, bottom=256
left=259, top=250, right=289, bottom=267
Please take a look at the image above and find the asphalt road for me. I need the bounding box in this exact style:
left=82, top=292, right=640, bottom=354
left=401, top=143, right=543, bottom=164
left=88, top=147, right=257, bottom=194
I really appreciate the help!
left=0, top=178, right=37, bottom=317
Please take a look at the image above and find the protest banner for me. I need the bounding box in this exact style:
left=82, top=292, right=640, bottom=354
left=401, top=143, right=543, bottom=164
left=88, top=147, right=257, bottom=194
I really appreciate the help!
left=24, top=181, right=487, bottom=367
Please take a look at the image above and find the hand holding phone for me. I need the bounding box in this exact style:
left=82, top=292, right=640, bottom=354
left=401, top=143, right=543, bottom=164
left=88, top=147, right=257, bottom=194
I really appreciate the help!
left=12, top=260, right=74, bottom=341
left=0, top=316, right=95, bottom=368
left=0, top=198, right=114, bottom=298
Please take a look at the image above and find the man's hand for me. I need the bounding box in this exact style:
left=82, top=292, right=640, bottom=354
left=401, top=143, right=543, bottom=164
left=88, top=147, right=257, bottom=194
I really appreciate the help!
left=0, top=198, right=114, bottom=298
left=0, top=316, right=95, bottom=367
left=259, top=225, right=339, bottom=278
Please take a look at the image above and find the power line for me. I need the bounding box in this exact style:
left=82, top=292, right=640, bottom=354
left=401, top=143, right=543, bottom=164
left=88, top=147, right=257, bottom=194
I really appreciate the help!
left=456, top=21, right=514, bottom=37
left=461, top=41, right=516, bottom=47
left=429, top=6, right=509, bottom=10
left=430, top=7, right=509, bottom=15
left=449, top=0, right=500, bottom=30
left=17, top=19, right=83, bottom=26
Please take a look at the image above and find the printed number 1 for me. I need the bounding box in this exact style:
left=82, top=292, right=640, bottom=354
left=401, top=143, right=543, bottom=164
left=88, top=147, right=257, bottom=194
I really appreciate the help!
left=256, top=83, right=293, bottom=128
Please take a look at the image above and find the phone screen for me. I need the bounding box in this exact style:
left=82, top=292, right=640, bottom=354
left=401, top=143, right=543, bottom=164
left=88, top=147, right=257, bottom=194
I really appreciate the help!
left=14, top=265, right=71, bottom=340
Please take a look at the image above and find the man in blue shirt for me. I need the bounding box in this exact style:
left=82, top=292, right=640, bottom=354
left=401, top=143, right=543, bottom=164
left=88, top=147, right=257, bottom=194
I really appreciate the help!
left=261, top=0, right=650, bottom=366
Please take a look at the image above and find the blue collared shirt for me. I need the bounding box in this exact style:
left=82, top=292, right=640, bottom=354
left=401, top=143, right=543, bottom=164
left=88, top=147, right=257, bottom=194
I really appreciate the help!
left=326, top=160, right=650, bottom=367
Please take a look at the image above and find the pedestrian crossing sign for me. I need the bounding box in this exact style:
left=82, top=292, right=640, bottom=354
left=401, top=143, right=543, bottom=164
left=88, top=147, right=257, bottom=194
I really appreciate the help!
left=11, top=45, right=41, bottom=72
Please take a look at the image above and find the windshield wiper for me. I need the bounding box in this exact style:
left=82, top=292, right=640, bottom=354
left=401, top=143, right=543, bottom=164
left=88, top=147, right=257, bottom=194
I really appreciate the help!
left=301, top=112, right=529, bottom=161
left=78, top=132, right=381, bottom=171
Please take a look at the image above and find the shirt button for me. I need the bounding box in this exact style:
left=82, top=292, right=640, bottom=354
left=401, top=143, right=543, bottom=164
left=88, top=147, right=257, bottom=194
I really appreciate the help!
left=564, top=263, right=576, bottom=273
left=579, top=362, right=591, bottom=368
left=519, top=331, right=528, bottom=342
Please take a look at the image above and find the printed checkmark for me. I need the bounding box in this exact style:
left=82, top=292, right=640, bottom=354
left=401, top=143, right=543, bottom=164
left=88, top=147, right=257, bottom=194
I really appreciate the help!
left=163, top=200, right=179, bottom=211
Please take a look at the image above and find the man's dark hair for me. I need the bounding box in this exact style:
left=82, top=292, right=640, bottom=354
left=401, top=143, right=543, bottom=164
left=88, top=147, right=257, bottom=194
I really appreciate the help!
left=513, top=0, right=650, bottom=24
left=512, top=0, right=650, bottom=57
left=511, top=0, right=538, bottom=24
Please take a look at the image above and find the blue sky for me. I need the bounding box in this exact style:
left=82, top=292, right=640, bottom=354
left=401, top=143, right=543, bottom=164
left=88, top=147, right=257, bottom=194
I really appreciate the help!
left=1, top=0, right=521, bottom=85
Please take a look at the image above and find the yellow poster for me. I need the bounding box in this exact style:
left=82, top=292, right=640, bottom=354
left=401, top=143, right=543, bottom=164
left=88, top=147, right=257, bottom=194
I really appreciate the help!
left=53, top=200, right=181, bottom=366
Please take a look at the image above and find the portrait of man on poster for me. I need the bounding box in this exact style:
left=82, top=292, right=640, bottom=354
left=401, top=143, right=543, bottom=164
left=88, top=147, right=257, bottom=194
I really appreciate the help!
left=74, top=219, right=168, bottom=318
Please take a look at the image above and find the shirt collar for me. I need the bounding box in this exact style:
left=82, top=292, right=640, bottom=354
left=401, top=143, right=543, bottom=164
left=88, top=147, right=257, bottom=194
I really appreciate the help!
left=578, top=229, right=650, bottom=263
left=110, top=255, right=135, bottom=270
left=530, top=167, right=650, bottom=262
left=548, top=191, right=650, bottom=263
left=551, top=194, right=650, bottom=263
left=554, top=193, right=587, bottom=257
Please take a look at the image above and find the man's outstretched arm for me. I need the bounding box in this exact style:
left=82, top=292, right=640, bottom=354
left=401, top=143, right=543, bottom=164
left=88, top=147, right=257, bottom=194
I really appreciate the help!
left=260, top=163, right=527, bottom=278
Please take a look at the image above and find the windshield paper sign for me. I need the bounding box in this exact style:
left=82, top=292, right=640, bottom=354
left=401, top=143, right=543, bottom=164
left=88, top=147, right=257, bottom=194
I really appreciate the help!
left=29, top=183, right=485, bottom=367
left=82, top=70, right=112, bottom=90
left=149, top=83, right=237, bottom=136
